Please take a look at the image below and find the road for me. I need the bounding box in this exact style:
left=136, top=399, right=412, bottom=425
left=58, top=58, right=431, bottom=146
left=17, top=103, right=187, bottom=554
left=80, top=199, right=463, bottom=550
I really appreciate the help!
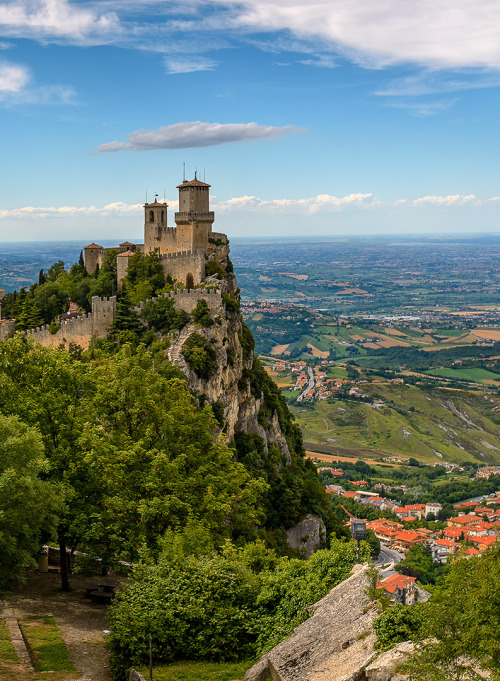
left=297, top=367, right=314, bottom=402
left=373, top=546, right=405, bottom=577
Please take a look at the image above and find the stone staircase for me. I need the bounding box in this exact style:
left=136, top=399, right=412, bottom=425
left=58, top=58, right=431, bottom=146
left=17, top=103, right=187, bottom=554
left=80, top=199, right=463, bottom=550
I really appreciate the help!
left=168, top=324, right=195, bottom=367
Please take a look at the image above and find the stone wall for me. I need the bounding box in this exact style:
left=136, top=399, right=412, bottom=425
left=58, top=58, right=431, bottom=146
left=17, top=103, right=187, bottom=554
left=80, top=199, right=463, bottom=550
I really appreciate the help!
left=135, top=288, right=223, bottom=317
left=158, top=250, right=205, bottom=287
left=0, top=319, right=16, bottom=343
left=25, top=296, right=117, bottom=349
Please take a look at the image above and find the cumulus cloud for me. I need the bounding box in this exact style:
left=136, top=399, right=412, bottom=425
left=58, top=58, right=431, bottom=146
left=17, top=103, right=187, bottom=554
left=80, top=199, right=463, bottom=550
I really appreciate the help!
left=412, top=194, right=478, bottom=207
left=4, top=192, right=500, bottom=222
left=97, top=120, right=304, bottom=152
left=224, top=0, right=500, bottom=70
left=0, top=0, right=118, bottom=43
left=164, top=56, right=217, bottom=74
left=0, top=59, right=76, bottom=105
left=0, top=61, right=29, bottom=92
left=2, top=0, right=500, bottom=73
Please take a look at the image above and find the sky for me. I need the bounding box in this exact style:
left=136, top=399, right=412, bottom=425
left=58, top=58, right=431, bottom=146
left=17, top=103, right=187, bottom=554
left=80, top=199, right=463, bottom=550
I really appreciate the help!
left=1, top=0, right=500, bottom=241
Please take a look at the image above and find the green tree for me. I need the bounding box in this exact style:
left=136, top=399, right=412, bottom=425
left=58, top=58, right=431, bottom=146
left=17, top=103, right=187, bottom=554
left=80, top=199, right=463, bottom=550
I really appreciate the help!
left=396, top=544, right=448, bottom=585
left=0, top=335, right=89, bottom=590
left=81, top=346, right=267, bottom=564
left=405, top=545, right=500, bottom=680
left=142, top=296, right=189, bottom=333
left=0, top=413, right=61, bottom=592
left=182, top=332, right=217, bottom=379
left=373, top=603, right=426, bottom=651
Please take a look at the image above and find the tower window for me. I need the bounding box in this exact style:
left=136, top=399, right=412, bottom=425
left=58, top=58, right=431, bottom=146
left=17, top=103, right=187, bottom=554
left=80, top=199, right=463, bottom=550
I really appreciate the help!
left=161, top=210, right=165, bottom=222
left=149, top=210, right=154, bottom=223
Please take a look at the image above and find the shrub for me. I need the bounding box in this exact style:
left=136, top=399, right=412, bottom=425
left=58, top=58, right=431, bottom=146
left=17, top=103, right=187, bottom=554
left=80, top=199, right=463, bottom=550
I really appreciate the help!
left=142, top=297, right=189, bottom=332
left=182, top=333, right=217, bottom=379
left=192, top=299, right=214, bottom=327
left=373, top=603, right=426, bottom=651
left=205, top=259, right=225, bottom=278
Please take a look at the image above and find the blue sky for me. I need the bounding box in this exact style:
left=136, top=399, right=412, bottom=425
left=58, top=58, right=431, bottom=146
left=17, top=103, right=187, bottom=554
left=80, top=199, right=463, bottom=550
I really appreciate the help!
left=1, top=0, right=500, bottom=241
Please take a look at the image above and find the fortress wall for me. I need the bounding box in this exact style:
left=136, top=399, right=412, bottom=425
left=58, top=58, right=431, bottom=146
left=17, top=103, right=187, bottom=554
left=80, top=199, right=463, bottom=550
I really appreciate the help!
left=159, top=250, right=205, bottom=286
left=135, top=288, right=223, bottom=316
left=25, top=296, right=117, bottom=350
left=0, top=320, right=16, bottom=343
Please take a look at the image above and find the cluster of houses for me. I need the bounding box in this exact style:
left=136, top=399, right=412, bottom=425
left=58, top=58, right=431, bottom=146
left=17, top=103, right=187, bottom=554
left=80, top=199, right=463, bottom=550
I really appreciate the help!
left=365, top=502, right=500, bottom=564
left=475, top=465, right=500, bottom=479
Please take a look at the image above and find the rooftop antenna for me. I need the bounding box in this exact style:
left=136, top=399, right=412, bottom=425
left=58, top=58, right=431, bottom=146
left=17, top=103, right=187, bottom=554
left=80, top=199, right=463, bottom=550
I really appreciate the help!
left=183, top=162, right=186, bottom=182
left=155, top=191, right=158, bottom=202
left=203, top=167, right=206, bottom=182
left=146, top=189, right=148, bottom=204
left=163, top=187, right=166, bottom=202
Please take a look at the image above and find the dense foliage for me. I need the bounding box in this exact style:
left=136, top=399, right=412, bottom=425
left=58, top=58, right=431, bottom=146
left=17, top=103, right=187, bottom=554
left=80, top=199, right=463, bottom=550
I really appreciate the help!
left=0, top=414, right=61, bottom=592
left=107, top=533, right=369, bottom=679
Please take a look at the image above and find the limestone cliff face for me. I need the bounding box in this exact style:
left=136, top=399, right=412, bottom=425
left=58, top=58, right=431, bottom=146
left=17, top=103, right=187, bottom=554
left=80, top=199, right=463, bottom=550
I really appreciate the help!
left=167, top=270, right=291, bottom=460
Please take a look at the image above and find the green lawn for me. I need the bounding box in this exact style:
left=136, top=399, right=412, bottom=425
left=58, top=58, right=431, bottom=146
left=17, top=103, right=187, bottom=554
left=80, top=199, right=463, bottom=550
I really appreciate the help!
left=138, top=661, right=251, bottom=681
left=425, top=367, right=500, bottom=383
left=0, top=619, right=18, bottom=668
left=18, top=617, right=76, bottom=673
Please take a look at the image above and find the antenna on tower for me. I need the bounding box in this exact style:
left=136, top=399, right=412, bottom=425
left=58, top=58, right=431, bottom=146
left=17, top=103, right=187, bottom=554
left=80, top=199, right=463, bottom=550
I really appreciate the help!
left=146, top=189, right=148, bottom=204
left=163, top=187, right=166, bottom=202
left=203, top=167, right=206, bottom=182
left=183, top=162, right=186, bottom=182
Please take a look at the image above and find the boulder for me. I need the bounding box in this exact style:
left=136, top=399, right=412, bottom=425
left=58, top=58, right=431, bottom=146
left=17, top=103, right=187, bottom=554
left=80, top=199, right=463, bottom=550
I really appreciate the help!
left=286, top=514, right=326, bottom=557
left=364, top=641, right=414, bottom=681
left=245, top=565, right=378, bottom=681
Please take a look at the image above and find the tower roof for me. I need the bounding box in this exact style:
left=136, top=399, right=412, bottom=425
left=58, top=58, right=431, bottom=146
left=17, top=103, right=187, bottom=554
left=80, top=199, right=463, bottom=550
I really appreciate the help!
left=117, top=250, right=135, bottom=257
left=177, top=173, right=210, bottom=189
left=84, top=242, right=103, bottom=249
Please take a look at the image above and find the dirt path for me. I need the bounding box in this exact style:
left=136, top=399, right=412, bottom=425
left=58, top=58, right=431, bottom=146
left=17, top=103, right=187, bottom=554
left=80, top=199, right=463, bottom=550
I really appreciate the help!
left=7, top=572, right=115, bottom=681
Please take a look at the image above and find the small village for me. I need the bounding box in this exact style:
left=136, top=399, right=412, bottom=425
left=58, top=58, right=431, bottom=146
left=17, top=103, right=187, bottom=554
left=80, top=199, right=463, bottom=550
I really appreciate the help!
left=324, top=474, right=500, bottom=563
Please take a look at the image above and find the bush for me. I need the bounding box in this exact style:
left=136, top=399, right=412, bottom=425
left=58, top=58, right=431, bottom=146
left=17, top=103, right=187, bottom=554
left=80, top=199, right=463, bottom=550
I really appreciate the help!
left=373, top=603, right=426, bottom=651
left=192, top=299, right=214, bottom=327
left=205, top=259, right=225, bottom=278
left=182, top=333, right=217, bottom=379
left=142, top=297, right=189, bottom=332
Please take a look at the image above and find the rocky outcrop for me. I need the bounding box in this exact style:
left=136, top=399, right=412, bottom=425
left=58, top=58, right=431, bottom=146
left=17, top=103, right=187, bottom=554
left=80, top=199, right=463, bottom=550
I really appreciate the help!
left=364, top=642, right=413, bottom=681
left=245, top=565, right=379, bottom=681
left=167, top=272, right=291, bottom=458
left=286, top=514, right=326, bottom=557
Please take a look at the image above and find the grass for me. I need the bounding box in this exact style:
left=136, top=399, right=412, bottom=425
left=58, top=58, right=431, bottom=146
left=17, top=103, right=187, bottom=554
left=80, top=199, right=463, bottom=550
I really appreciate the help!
left=138, top=660, right=251, bottom=681
left=0, top=619, right=18, bottom=669
left=426, top=367, right=500, bottom=383
left=18, top=617, right=76, bottom=673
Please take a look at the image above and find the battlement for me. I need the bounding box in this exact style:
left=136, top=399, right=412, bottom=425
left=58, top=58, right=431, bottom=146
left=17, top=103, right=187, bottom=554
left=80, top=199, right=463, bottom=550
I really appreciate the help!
left=158, top=250, right=196, bottom=260
left=0, top=319, right=16, bottom=343
left=135, top=287, right=223, bottom=316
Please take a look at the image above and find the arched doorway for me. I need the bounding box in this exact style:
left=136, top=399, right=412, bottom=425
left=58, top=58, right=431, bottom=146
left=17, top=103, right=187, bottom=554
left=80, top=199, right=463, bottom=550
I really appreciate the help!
left=186, top=273, right=194, bottom=290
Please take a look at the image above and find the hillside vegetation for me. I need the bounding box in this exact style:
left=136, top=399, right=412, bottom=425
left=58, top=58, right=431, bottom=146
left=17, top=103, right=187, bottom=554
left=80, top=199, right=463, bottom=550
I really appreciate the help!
left=294, top=383, right=500, bottom=464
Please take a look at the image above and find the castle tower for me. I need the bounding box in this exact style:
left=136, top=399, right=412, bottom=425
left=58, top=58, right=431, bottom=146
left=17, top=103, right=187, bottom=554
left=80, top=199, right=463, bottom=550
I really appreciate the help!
left=175, top=173, right=214, bottom=251
left=84, top=243, right=105, bottom=274
left=144, top=196, right=168, bottom=254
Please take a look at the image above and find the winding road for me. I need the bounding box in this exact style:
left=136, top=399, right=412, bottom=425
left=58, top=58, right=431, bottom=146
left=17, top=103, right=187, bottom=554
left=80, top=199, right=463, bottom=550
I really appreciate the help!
left=297, top=367, right=314, bottom=402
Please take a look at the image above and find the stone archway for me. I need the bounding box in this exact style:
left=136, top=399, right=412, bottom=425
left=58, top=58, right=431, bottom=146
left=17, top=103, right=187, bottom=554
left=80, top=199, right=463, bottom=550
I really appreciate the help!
left=186, top=273, right=194, bottom=290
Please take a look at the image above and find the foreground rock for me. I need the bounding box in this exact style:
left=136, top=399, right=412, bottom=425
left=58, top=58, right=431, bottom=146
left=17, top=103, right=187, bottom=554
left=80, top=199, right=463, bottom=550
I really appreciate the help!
left=364, top=642, right=414, bottom=681
left=286, top=514, right=326, bottom=557
left=245, top=565, right=378, bottom=681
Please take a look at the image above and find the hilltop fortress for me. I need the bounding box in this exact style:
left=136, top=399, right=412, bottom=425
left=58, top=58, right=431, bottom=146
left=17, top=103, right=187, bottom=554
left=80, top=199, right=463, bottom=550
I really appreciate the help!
left=0, top=176, right=229, bottom=348
left=85, top=173, right=227, bottom=289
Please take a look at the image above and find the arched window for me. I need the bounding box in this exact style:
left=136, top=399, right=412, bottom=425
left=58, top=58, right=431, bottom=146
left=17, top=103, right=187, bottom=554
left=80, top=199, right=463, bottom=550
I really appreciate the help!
left=161, top=210, right=165, bottom=222
left=149, top=210, right=154, bottom=223
left=186, top=273, right=194, bottom=290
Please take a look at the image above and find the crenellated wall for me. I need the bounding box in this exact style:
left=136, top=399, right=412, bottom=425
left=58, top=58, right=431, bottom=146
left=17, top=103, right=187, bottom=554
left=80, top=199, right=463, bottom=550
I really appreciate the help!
left=134, top=288, right=223, bottom=317
left=0, top=289, right=223, bottom=350
left=21, top=296, right=116, bottom=349
left=158, top=250, right=205, bottom=287
left=0, top=320, right=16, bottom=343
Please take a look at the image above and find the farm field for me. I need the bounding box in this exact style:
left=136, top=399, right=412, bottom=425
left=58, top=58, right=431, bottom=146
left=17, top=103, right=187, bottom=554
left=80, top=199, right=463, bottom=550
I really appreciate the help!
left=291, top=384, right=500, bottom=465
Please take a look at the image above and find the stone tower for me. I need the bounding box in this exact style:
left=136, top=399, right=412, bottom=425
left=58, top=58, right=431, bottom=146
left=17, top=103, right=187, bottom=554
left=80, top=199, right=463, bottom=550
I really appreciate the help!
left=175, top=173, right=214, bottom=251
left=144, top=196, right=169, bottom=254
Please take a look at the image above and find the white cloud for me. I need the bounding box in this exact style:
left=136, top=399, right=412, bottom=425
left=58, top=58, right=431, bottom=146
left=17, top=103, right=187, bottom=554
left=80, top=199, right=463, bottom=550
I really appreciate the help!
left=0, top=0, right=118, bottom=43
left=0, top=59, right=76, bottom=105
left=224, top=0, right=500, bottom=70
left=2, top=0, right=500, bottom=74
left=413, top=194, right=477, bottom=207
left=97, top=120, right=305, bottom=152
left=3, top=192, right=500, bottom=225
left=0, top=61, right=29, bottom=91
left=164, top=56, right=217, bottom=74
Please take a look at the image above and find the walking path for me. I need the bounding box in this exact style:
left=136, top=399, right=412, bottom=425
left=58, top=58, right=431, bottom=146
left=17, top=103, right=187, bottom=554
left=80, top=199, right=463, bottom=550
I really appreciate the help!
left=3, top=572, right=114, bottom=681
